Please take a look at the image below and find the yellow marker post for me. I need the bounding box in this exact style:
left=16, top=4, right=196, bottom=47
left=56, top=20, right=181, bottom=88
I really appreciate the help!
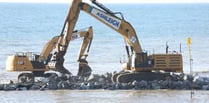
left=187, top=37, right=192, bottom=45
left=187, top=37, right=192, bottom=61
left=187, top=37, right=194, bottom=98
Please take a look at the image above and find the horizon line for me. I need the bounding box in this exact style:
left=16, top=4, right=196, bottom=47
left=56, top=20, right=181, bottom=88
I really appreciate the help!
left=1, top=1, right=209, bottom=4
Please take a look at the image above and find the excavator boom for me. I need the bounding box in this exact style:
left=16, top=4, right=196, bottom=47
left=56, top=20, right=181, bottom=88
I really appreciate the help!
left=80, top=2, right=143, bottom=53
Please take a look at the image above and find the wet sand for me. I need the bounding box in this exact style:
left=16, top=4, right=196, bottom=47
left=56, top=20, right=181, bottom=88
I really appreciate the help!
left=0, top=90, right=208, bottom=103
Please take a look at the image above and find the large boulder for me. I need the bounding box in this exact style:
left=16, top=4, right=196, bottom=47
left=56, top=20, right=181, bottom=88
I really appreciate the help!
left=131, top=80, right=149, bottom=90
left=57, top=81, right=70, bottom=89
left=0, top=84, right=4, bottom=90
left=202, top=85, right=209, bottom=90
left=3, top=84, right=17, bottom=91
left=30, top=84, right=41, bottom=90
left=151, top=80, right=161, bottom=89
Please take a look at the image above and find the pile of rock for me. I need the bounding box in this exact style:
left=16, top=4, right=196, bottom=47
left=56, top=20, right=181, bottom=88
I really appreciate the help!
left=1, top=72, right=209, bottom=91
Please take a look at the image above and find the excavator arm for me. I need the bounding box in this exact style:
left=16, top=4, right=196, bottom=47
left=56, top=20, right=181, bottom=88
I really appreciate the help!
left=77, top=27, right=93, bottom=62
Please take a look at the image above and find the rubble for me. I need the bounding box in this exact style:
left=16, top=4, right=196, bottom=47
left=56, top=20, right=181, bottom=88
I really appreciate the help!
left=1, top=72, right=209, bottom=91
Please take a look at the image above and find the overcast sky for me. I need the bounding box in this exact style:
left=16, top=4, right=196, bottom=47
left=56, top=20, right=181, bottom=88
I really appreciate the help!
left=0, top=0, right=209, bottom=3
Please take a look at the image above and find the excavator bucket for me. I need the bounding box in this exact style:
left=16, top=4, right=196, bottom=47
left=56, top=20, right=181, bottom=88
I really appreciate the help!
left=77, top=61, right=92, bottom=77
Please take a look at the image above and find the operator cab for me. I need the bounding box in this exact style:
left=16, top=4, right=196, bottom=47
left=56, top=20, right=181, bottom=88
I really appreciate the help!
left=135, top=52, right=153, bottom=67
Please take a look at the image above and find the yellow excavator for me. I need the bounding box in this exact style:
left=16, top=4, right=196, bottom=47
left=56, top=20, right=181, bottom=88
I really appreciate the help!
left=6, top=0, right=183, bottom=83
left=6, top=26, right=93, bottom=82
left=63, top=0, right=182, bottom=83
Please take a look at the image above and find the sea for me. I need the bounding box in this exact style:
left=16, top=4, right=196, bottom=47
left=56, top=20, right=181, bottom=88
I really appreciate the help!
left=0, top=2, right=209, bottom=103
